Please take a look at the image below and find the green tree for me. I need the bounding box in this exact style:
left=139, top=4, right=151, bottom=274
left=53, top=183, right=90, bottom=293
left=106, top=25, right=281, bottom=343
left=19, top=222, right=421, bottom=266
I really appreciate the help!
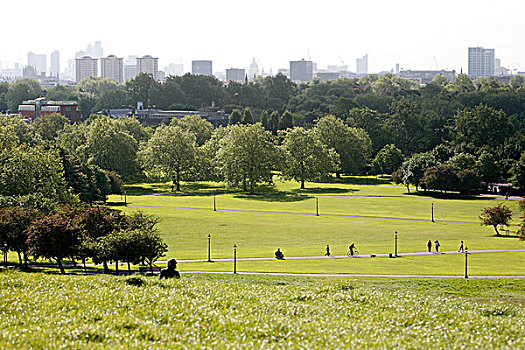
left=34, top=112, right=69, bottom=141
left=398, top=151, right=437, bottom=192
left=447, top=74, right=475, bottom=93
left=278, top=110, right=293, bottom=130
left=280, top=127, right=338, bottom=189
left=0, top=206, right=41, bottom=266
left=229, top=109, right=242, bottom=125
left=476, top=151, right=500, bottom=183
left=269, top=111, right=280, bottom=135
left=242, top=107, right=254, bottom=124
left=479, top=203, right=512, bottom=236
left=170, top=115, right=214, bottom=146
left=139, top=125, right=196, bottom=191
left=421, top=164, right=458, bottom=193
left=313, top=115, right=372, bottom=176
left=371, top=144, right=404, bottom=175
left=125, top=73, right=159, bottom=107
left=6, top=79, right=43, bottom=111
left=216, top=123, right=276, bottom=194
left=388, top=98, right=424, bottom=154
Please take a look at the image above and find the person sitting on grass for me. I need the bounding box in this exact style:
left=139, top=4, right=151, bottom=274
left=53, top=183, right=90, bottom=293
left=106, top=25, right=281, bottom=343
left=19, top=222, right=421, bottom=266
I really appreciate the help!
left=275, top=248, right=285, bottom=260
left=160, top=259, right=180, bottom=279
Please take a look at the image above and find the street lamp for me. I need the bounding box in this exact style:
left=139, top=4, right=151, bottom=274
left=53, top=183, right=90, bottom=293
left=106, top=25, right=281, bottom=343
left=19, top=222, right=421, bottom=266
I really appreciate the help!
left=431, top=203, right=434, bottom=223
left=233, top=244, right=237, bottom=274
left=3, top=242, right=7, bottom=268
left=464, top=247, right=469, bottom=279
left=207, top=234, right=212, bottom=262
left=124, top=191, right=127, bottom=207
left=213, top=195, right=216, bottom=211
left=394, top=231, right=398, bottom=257
left=316, top=197, right=319, bottom=216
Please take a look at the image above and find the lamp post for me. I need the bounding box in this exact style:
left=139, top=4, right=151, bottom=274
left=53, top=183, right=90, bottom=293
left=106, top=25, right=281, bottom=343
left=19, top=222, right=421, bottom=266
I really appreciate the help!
left=233, top=244, right=237, bottom=274
left=464, top=247, right=469, bottom=279
left=124, top=191, right=127, bottom=207
left=207, top=234, right=212, bottom=262
left=213, top=195, right=216, bottom=211
left=394, top=231, right=398, bottom=257
left=3, top=242, right=7, bottom=268
left=316, top=197, right=319, bottom=216
left=431, top=203, right=434, bottom=223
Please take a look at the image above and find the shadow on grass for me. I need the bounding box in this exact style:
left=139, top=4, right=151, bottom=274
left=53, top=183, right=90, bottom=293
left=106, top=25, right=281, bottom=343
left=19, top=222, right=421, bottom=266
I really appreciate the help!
left=407, top=191, right=497, bottom=201
left=291, top=187, right=358, bottom=195
left=234, top=195, right=312, bottom=202
left=327, top=175, right=393, bottom=185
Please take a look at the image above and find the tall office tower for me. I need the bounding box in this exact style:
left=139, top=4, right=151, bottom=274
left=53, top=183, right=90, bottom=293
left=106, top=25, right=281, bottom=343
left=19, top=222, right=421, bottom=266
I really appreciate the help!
left=192, top=60, right=213, bottom=76
left=50, top=50, right=60, bottom=77
left=101, top=55, right=124, bottom=84
left=289, top=59, right=313, bottom=82
left=356, top=54, right=368, bottom=74
left=93, top=41, right=103, bottom=58
left=75, top=56, right=98, bottom=82
left=27, top=52, right=47, bottom=75
left=468, top=47, right=495, bottom=77
left=137, top=55, right=159, bottom=80
left=226, top=68, right=245, bottom=82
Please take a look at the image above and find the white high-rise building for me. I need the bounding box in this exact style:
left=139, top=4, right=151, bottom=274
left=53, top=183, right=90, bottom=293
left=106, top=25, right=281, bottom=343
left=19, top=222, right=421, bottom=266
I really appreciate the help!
left=356, top=54, right=368, bottom=74
left=50, top=50, right=60, bottom=77
left=75, top=56, right=98, bottom=82
left=468, top=47, right=495, bottom=77
left=137, top=55, right=159, bottom=80
left=101, top=55, right=124, bottom=84
left=27, top=52, right=47, bottom=75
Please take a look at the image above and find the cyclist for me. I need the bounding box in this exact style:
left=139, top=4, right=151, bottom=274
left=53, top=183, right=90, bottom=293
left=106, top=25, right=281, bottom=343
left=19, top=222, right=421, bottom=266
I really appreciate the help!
left=349, top=243, right=356, bottom=256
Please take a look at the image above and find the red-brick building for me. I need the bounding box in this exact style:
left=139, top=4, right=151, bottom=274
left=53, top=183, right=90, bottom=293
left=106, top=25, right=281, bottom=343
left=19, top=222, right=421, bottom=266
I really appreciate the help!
left=18, top=97, right=82, bottom=123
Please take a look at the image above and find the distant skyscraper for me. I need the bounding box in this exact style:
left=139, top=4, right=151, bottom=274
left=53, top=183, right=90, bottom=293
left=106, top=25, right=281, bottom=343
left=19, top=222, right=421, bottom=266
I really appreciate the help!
left=27, top=52, right=47, bottom=75
left=290, top=59, right=313, bottom=82
left=101, top=55, right=124, bottom=84
left=248, top=58, right=259, bottom=79
left=93, top=41, right=103, bottom=58
left=50, top=50, right=60, bottom=77
left=192, top=60, right=213, bottom=76
left=75, top=56, right=98, bottom=82
left=137, top=55, right=159, bottom=80
left=226, top=68, right=245, bottom=82
left=356, top=54, right=368, bottom=74
left=468, top=47, right=494, bottom=77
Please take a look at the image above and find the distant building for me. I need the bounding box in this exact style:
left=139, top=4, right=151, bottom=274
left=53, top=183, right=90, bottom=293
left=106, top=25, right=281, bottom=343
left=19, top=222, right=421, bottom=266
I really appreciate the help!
left=75, top=56, right=98, bottom=82
left=398, top=70, right=456, bottom=83
left=226, top=68, right=245, bottom=83
left=101, top=55, right=124, bottom=84
left=192, top=60, right=213, bottom=76
left=315, top=71, right=340, bottom=81
left=50, top=51, right=60, bottom=77
left=23, top=66, right=37, bottom=79
left=356, top=54, right=368, bottom=74
left=290, top=59, right=313, bottom=82
left=87, top=41, right=103, bottom=58
left=137, top=55, right=159, bottom=80
left=166, top=63, right=184, bottom=76
left=248, top=58, right=259, bottom=79
left=494, top=58, right=509, bottom=76
left=277, top=69, right=289, bottom=77
left=468, top=47, right=494, bottom=78
left=27, top=52, right=47, bottom=75
left=18, top=97, right=81, bottom=122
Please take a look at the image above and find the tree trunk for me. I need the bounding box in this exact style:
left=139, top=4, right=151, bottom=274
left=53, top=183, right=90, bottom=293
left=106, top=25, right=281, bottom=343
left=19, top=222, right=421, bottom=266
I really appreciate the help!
left=406, top=184, right=410, bottom=193
left=82, top=258, right=87, bottom=274
left=115, top=260, right=119, bottom=275
left=17, top=251, right=23, bottom=266
left=300, top=179, right=305, bottom=189
left=243, top=174, right=247, bottom=192
left=127, top=262, right=131, bottom=273
left=56, top=258, right=65, bottom=274
left=23, top=252, right=28, bottom=268
left=336, top=172, right=341, bottom=179
left=103, top=261, right=110, bottom=274
left=250, top=180, right=255, bottom=195
left=493, top=225, right=500, bottom=236
left=149, top=261, right=153, bottom=273
left=176, top=166, right=181, bottom=191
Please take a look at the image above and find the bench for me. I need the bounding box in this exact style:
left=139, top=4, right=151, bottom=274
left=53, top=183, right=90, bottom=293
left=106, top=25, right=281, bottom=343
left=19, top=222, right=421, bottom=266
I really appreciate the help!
left=139, top=266, right=161, bottom=273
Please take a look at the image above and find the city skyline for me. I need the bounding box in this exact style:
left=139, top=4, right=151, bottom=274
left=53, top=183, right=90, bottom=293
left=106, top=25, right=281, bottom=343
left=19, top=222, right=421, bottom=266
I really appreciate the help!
left=1, top=0, right=524, bottom=75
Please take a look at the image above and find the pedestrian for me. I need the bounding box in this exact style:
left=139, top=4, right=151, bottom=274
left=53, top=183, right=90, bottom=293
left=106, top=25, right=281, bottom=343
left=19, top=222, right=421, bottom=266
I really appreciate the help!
left=160, top=259, right=180, bottom=279
left=434, top=240, right=440, bottom=253
left=427, top=240, right=432, bottom=253
left=458, top=240, right=464, bottom=252
left=325, top=244, right=330, bottom=256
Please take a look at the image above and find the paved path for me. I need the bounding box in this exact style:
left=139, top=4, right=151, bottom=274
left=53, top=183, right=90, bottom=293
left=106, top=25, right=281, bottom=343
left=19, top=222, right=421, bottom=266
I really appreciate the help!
left=173, top=249, right=525, bottom=263
left=126, top=204, right=520, bottom=226
left=182, top=271, right=525, bottom=279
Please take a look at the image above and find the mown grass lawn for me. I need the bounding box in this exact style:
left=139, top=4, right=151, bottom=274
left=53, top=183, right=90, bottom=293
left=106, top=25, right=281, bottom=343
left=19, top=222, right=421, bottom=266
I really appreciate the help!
left=0, top=272, right=523, bottom=349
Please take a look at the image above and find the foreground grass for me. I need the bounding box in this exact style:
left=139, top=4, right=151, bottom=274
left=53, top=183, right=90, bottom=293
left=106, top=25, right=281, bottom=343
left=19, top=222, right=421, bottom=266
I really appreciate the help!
left=0, top=272, right=524, bottom=349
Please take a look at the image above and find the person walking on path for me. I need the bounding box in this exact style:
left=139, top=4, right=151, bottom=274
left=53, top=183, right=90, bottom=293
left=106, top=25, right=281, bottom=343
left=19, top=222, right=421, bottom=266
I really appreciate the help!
left=325, top=244, right=331, bottom=256
left=349, top=243, right=356, bottom=256
left=427, top=240, right=432, bottom=253
left=434, top=240, right=440, bottom=253
left=458, top=241, right=464, bottom=252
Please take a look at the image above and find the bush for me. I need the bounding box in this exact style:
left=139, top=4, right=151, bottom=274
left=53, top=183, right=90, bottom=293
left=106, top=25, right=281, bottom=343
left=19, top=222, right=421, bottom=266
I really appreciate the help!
left=124, top=275, right=146, bottom=287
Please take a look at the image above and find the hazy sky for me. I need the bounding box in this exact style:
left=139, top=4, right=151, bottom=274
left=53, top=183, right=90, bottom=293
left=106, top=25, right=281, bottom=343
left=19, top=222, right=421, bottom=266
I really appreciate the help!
left=2, top=0, right=525, bottom=74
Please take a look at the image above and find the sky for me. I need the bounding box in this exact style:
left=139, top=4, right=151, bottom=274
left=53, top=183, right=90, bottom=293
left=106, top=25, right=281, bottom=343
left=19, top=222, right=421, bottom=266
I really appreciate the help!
left=2, top=0, right=525, bottom=74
